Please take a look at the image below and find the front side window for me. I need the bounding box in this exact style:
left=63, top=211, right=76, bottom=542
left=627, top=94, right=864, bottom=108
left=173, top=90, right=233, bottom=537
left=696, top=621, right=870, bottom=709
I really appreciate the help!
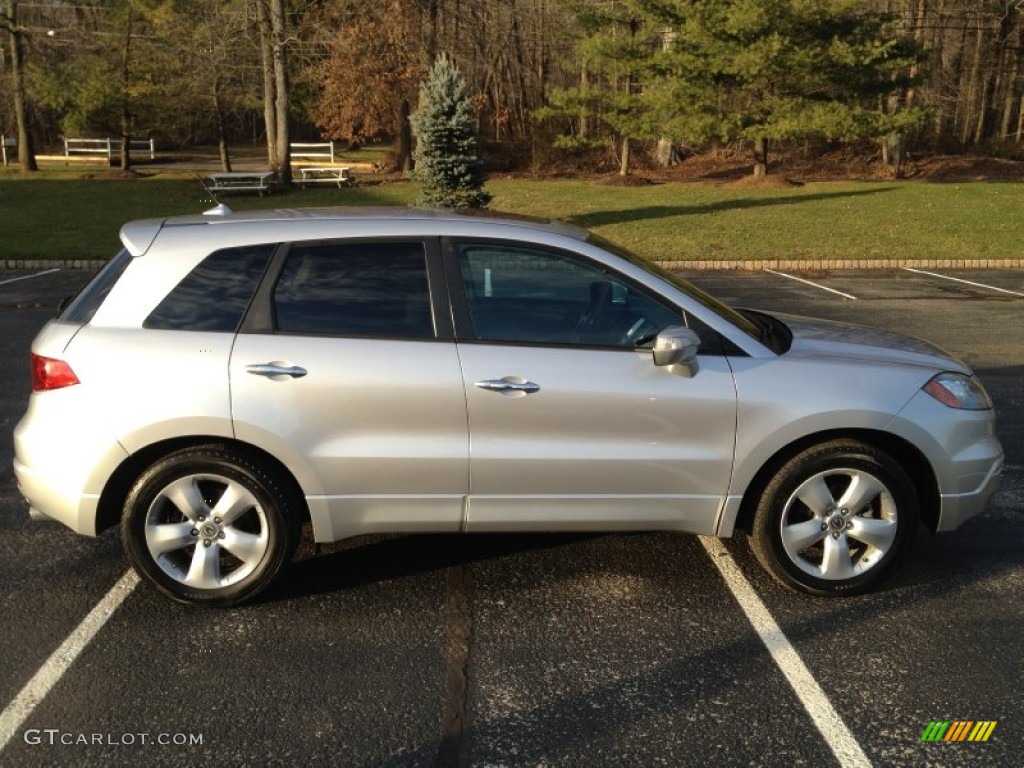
left=457, top=243, right=682, bottom=347
left=273, top=241, right=434, bottom=338
left=145, top=245, right=274, bottom=331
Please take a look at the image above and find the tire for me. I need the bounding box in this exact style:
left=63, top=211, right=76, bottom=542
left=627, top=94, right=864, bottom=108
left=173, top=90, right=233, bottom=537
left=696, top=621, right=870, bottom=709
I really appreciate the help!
left=121, top=445, right=300, bottom=607
left=749, top=439, right=919, bottom=596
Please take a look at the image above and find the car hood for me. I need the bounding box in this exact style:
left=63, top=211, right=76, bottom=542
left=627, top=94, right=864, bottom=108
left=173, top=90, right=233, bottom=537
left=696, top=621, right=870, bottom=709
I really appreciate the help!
left=774, top=313, right=970, bottom=373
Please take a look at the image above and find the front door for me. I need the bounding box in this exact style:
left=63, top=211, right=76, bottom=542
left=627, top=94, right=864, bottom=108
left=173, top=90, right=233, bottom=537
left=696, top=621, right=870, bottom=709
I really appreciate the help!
left=450, top=240, right=737, bottom=535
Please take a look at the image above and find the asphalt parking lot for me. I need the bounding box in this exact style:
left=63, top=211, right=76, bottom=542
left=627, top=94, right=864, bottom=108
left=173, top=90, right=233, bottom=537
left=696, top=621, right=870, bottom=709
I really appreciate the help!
left=0, top=266, right=1021, bottom=767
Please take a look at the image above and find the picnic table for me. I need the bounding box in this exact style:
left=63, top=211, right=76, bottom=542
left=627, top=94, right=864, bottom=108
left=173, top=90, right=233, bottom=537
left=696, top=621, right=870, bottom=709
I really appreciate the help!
left=205, top=171, right=277, bottom=196
left=297, top=166, right=353, bottom=188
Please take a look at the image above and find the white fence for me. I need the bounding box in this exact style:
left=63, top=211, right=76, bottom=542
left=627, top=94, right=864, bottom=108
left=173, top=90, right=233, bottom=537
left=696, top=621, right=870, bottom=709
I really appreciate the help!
left=290, top=141, right=337, bottom=163
left=64, top=137, right=156, bottom=160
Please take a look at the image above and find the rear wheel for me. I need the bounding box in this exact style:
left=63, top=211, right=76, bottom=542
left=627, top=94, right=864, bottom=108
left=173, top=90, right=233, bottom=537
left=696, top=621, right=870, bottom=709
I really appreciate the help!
left=121, top=446, right=300, bottom=607
left=750, top=440, right=918, bottom=596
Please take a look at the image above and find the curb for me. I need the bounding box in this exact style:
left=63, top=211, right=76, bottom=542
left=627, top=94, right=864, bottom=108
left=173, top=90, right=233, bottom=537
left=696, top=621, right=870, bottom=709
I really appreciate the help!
left=3, top=258, right=1022, bottom=271
left=3, top=260, right=108, bottom=270
left=652, top=259, right=1024, bottom=271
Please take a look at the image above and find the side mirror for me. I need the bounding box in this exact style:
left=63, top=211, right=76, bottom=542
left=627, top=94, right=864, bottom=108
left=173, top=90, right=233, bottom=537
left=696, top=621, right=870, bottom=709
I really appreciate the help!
left=652, top=326, right=701, bottom=377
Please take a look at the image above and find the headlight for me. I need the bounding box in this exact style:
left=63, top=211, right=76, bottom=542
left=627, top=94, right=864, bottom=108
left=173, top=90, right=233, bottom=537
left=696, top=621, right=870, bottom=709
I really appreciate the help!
left=922, top=373, right=992, bottom=410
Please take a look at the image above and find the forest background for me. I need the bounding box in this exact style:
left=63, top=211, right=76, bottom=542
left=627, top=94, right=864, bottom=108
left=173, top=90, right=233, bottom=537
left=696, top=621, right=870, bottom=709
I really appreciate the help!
left=3, top=0, right=1024, bottom=181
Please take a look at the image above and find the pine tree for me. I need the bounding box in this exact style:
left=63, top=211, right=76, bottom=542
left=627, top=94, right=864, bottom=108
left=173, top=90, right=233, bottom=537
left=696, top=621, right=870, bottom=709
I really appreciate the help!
left=645, top=0, right=923, bottom=178
left=540, top=2, right=657, bottom=176
left=409, top=54, right=491, bottom=209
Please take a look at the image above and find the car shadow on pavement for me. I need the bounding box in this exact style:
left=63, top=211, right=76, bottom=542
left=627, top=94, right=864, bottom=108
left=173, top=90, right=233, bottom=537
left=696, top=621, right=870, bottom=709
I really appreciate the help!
left=263, top=531, right=608, bottom=604
left=319, top=523, right=1023, bottom=767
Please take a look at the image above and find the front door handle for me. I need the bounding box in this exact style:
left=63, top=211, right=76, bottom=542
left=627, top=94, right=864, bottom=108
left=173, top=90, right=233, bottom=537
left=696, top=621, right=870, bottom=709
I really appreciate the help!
left=475, top=377, right=540, bottom=394
left=246, top=363, right=308, bottom=379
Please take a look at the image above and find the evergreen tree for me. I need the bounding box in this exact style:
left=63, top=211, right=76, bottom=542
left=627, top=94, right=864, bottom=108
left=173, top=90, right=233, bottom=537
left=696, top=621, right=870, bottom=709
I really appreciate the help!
left=409, top=54, right=491, bottom=209
left=541, top=1, right=657, bottom=176
left=646, top=0, right=923, bottom=177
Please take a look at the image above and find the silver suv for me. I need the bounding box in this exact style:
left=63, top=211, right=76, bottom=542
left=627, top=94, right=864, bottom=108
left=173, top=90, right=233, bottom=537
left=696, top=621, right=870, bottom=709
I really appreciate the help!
left=13, top=208, right=1003, bottom=606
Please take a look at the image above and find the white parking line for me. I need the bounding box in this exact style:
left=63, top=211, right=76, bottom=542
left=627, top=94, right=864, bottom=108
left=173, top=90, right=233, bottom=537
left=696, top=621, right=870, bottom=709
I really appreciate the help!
left=700, top=538, right=871, bottom=768
left=901, top=268, right=1024, bottom=297
left=763, top=269, right=857, bottom=300
left=0, top=570, right=139, bottom=753
left=0, top=268, right=61, bottom=286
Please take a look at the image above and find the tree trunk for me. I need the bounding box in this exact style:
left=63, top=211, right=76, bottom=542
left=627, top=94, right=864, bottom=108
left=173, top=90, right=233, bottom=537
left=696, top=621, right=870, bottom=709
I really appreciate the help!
left=961, top=23, right=985, bottom=146
left=579, top=66, right=590, bottom=140
left=999, top=22, right=1022, bottom=143
left=973, top=68, right=993, bottom=146
left=119, top=7, right=134, bottom=171
left=655, top=137, right=681, bottom=167
left=619, top=135, right=630, bottom=176
left=951, top=20, right=971, bottom=144
left=752, top=137, right=768, bottom=178
left=214, top=83, right=232, bottom=172
left=1018, top=93, right=1024, bottom=143
left=256, top=0, right=277, bottom=169
left=5, top=0, right=37, bottom=171
left=269, top=0, right=291, bottom=184
left=396, top=96, right=412, bottom=173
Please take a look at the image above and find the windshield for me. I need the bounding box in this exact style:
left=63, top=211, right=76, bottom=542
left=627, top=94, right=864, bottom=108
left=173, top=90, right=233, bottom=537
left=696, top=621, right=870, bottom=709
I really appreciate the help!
left=587, top=234, right=765, bottom=343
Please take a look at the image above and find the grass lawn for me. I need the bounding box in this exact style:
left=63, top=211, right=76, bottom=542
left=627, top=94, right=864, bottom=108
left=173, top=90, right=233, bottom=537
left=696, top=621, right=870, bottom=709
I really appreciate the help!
left=1, top=169, right=1022, bottom=262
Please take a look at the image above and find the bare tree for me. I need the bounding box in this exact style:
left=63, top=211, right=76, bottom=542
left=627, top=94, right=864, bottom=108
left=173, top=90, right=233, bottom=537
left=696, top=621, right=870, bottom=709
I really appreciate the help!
left=2, top=0, right=38, bottom=170
left=256, top=0, right=290, bottom=182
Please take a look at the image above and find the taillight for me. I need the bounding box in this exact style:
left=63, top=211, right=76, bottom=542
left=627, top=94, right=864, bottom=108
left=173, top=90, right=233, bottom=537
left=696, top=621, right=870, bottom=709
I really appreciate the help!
left=31, top=353, right=80, bottom=392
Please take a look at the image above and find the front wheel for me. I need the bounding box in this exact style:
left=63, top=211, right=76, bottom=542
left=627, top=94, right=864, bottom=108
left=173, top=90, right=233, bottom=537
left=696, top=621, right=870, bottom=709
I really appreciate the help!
left=121, top=446, right=300, bottom=607
left=750, top=440, right=919, bottom=596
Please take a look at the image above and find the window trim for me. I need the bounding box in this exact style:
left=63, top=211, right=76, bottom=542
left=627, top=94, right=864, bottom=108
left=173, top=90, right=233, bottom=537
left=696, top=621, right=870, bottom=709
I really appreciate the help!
left=238, top=236, right=452, bottom=341
left=441, top=236, right=728, bottom=354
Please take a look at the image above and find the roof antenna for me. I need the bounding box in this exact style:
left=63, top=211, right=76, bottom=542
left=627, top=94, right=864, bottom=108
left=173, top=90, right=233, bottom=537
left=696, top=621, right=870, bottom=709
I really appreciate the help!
left=195, top=173, right=233, bottom=217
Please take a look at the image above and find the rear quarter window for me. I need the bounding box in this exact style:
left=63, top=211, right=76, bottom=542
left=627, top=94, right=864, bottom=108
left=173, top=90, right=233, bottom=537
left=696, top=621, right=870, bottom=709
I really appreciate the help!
left=59, top=249, right=133, bottom=324
left=145, top=245, right=274, bottom=332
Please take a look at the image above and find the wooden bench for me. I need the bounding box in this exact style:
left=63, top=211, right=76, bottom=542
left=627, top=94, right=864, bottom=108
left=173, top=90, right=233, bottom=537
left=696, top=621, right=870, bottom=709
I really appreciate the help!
left=205, top=171, right=277, bottom=196
left=297, top=166, right=353, bottom=188
left=290, top=141, right=337, bottom=163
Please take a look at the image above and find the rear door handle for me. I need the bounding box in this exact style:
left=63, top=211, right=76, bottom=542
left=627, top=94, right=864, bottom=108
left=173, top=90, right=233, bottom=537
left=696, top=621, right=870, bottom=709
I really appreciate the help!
left=246, top=363, right=308, bottom=379
left=475, top=377, right=540, bottom=394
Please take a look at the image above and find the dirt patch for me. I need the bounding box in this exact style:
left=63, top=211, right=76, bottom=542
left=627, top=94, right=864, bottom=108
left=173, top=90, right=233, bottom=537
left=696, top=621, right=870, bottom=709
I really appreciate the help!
left=597, top=173, right=660, bottom=187
left=78, top=169, right=148, bottom=180
left=514, top=143, right=1024, bottom=184
left=907, top=155, right=1024, bottom=182
left=723, top=175, right=804, bottom=189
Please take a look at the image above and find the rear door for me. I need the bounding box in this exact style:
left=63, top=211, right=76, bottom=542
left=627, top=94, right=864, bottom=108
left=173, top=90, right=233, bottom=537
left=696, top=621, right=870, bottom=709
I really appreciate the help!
left=230, top=238, right=469, bottom=541
left=447, top=239, right=738, bottom=535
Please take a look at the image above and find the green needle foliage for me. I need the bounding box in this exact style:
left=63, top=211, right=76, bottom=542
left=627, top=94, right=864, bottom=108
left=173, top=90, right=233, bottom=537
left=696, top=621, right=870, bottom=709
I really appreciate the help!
left=409, top=54, right=492, bottom=209
left=548, top=0, right=923, bottom=177
left=652, top=0, right=924, bottom=176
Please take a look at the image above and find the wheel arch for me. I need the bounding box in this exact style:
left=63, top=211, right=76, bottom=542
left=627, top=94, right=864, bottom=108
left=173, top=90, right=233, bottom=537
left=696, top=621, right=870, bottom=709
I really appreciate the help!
left=732, top=429, right=940, bottom=536
left=95, top=436, right=311, bottom=534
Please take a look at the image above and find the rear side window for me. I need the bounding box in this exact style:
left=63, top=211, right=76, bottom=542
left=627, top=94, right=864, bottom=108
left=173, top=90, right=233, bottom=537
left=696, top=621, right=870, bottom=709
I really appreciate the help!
left=60, top=249, right=133, bottom=324
left=273, top=241, right=434, bottom=338
left=145, top=245, right=274, bottom=331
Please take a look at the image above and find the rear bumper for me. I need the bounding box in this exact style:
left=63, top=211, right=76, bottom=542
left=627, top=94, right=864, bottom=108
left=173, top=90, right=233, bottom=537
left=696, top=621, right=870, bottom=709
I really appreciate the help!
left=13, top=455, right=103, bottom=535
left=13, top=393, right=129, bottom=537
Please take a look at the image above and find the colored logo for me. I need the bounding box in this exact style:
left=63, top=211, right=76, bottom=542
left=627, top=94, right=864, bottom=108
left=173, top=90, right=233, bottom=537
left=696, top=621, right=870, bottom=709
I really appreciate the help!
left=921, top=721, right=997, bottom=742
